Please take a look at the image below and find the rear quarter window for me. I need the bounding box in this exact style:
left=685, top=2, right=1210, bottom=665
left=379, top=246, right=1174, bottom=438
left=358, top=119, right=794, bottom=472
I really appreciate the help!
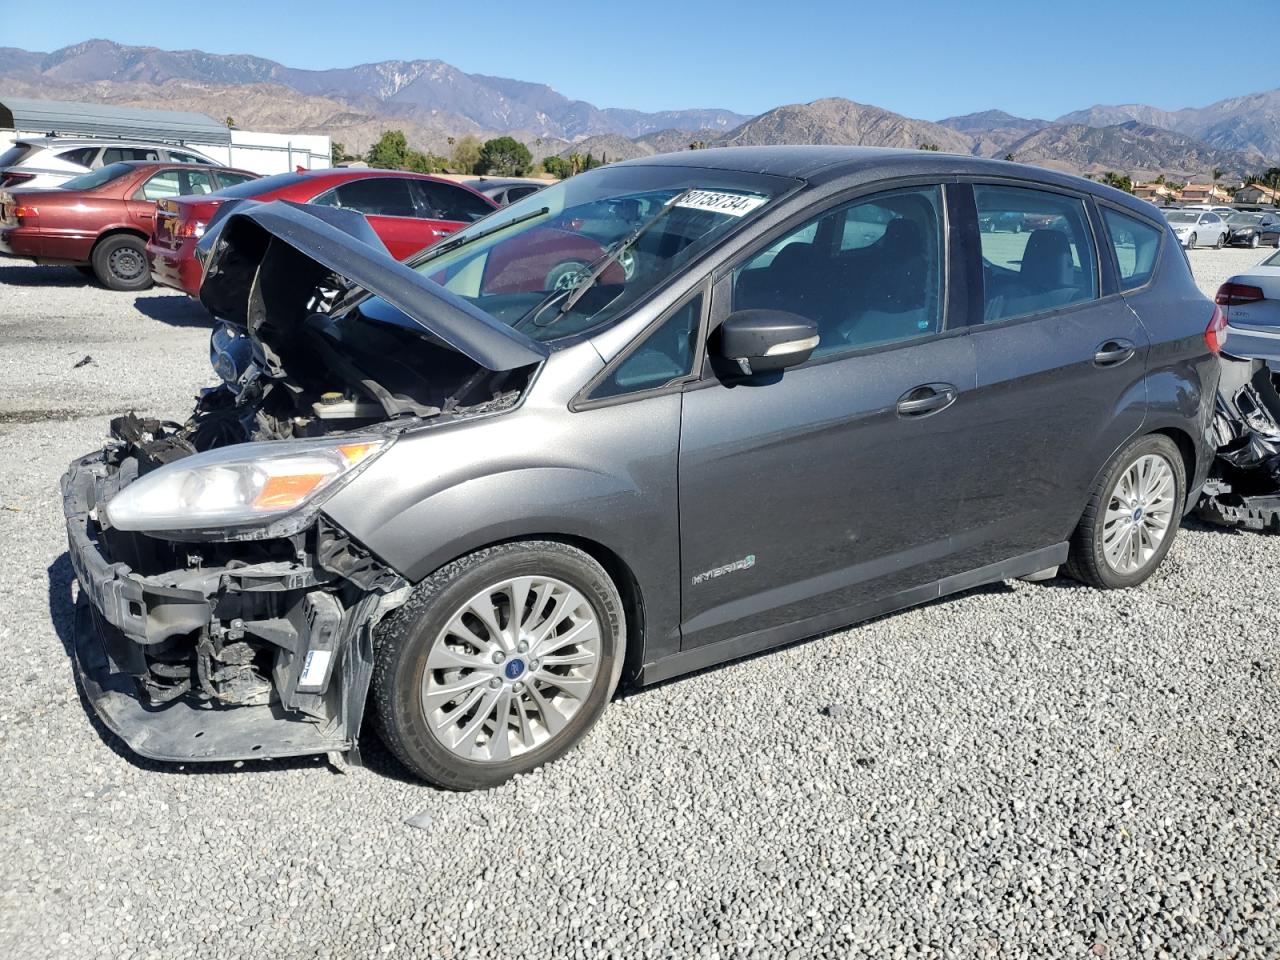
left=1102, top=208, right=1163, bottom=290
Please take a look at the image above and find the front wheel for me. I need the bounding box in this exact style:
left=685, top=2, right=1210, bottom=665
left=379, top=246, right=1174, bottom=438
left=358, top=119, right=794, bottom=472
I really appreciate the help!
left=1065, top=434, right=1185, bottom=590
left=1186, top=232, right=1197, bottom=249
left=1215, top=231, right=1225, bottom=249
left=1250, top=234, right=1261, bottom=249
left=372, top=541, right=625, bottom=790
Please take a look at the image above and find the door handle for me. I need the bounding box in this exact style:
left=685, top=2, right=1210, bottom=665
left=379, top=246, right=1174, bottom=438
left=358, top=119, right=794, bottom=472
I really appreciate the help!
left=896, top=382, right=958, bottom=417
left=1094, top=339, right=1136, bottom=366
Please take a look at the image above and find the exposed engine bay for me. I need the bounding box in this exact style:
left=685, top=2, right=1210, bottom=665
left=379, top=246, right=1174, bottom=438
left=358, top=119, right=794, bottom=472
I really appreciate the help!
left=61, top=199, right=546, bottom=762
left=1197, top=354, right=1280, bottom=532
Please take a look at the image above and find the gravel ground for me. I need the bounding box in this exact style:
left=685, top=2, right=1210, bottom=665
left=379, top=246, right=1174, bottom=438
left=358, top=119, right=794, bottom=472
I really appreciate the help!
left=1, top=247, right=1278, bottom=959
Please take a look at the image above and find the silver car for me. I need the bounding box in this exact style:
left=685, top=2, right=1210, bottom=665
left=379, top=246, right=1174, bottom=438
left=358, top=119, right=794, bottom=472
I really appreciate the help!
left=0, top=136, right=220, bottom=190
left=1164, top=209, right=1229, bottom=249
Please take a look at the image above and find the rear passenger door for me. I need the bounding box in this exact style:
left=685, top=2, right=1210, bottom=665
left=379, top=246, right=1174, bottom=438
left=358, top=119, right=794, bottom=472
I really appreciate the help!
left=316, top=177, right=431, bottom=260
left=954, top=182, right=1149, bottom=568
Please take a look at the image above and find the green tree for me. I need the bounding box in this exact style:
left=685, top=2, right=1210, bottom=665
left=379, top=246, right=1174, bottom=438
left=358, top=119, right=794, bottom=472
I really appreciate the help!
left=476, top=136, right=533, bottom=176
left=542, top=156, right=571, bottom=179
left=1003, top=152, right=1016, bottom=162
left=404, top=149, right=446, bottom=174
left=1100, top=171, right=1133, bottom=193
left=366, top=130, right=411, bottom=169
left=1212, top=167, right=1224, bottom=183
left=224, top=116, right=236, bottom=129
left=917, top=142, right=940, bottom=151
left=330, top=141, right=347, bottom=165
left=449, top=135, right=483, bottom=174
left=689, top=140, right=708, bottom=151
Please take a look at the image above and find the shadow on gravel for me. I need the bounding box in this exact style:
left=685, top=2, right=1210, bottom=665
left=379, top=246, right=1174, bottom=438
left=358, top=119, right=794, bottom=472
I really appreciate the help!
left=47, top=552, right=340, bottom=780
left=0, top=264, right=92, bottom=287
left=132, top=294, right=211, bottom=328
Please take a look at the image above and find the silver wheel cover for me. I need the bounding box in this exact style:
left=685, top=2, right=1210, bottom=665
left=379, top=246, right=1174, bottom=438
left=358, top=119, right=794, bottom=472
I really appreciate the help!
left=1102, top=453, right=1176, bottom=575
left=421, top=575, right=602, bottom=763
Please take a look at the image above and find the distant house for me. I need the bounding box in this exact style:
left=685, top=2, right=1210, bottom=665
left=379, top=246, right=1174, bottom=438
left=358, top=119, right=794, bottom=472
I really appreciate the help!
left=1180, top=182, right=1231, bottom=204
left=1234, top=183, right=1280, bottom=205
left=1133, top=182, right=1181, bottom=203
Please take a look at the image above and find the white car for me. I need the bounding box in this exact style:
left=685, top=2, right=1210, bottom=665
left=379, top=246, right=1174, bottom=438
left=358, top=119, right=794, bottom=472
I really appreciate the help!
left=1164, top=209, right=1229, bottom=249
left=1216, top=249, right=1280, bottom=354
left=0, top=137, right=220, bottom=190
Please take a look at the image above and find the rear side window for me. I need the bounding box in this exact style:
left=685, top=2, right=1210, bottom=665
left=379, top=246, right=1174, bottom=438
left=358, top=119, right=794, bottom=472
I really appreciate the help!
left=974, top=185, right=1098, bottom=323
left=136, top=169, right=217, bottom=201
left=589, top=294, right=702, bottom=400
left=168, top=151, right=213, bottom=165
left=410, top=181, right=494, bottom=223
left=331, top=178, right=417, bottom=217
left=57, top=147, right=98, bottom=167
left=214, top=171, right=310, bottom=198
left=1102, top=208, right=1162, bottom=290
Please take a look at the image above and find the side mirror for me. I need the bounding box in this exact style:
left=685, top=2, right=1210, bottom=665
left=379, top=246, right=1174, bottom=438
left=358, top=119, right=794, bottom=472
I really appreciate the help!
left=714, top=309, right=819, bottom=376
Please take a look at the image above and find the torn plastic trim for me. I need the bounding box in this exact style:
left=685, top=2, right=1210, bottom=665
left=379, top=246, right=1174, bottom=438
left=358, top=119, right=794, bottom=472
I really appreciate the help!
left=198, top=199, right=549, bottom=372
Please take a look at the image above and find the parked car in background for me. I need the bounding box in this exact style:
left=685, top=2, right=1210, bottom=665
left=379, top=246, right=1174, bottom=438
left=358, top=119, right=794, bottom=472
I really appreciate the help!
left=1165, top=209, right=1228, bottom=248
left=149, top=168, right=498, bottom=296
left=0, top=137, right=221, bottom=190
left=464, top=177, right=547, bottom=206
left=0, top=161, right=258, bottom=289
left=63, top=147, right=1220, bottom=789
left=1225, top=212, right=1280, bottom=248
left=1215, top=248, right=1280, bottom=346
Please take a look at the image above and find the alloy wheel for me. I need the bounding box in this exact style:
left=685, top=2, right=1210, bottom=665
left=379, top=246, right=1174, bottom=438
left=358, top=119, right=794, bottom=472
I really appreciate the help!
left=1102, top=454, right=1176, bottom=575
left=420, top=575, right=602, bottom=763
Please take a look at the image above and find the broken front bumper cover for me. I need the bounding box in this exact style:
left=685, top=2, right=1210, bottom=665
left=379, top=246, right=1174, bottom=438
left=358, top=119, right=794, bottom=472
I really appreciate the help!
left=62, top=450, right=392, bottom=764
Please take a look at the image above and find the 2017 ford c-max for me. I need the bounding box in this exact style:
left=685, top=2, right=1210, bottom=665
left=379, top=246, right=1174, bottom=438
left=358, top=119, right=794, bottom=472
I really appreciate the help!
left=62, top=147, right=1222, bottom=789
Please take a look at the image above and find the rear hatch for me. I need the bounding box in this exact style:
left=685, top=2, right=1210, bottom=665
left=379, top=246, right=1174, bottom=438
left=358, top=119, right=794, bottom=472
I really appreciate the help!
left=152, top=196, right=226, bottom=249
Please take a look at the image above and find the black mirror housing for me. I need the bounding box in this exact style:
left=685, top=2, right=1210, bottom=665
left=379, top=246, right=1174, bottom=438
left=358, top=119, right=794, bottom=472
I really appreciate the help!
left=715, top=309, right=819, bottom=375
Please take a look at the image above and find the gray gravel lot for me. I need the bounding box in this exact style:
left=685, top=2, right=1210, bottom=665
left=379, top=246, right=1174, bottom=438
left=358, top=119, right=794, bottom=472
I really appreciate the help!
left=1, top=248, right=1278, bottom=959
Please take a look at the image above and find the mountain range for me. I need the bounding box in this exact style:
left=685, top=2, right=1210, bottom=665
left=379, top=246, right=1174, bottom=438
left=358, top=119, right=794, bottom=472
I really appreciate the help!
left=1, top=40, right=1277, bottom=180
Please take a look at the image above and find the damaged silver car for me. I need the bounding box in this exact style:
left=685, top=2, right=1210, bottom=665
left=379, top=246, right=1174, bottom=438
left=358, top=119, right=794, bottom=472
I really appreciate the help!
left=63, top=148, right=1222, bottom=789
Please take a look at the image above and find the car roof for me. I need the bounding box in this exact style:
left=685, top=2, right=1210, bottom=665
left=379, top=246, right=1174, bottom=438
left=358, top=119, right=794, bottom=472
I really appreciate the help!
left=614, top=145, right=1160, bottom=219
left=17, top=136, right=209, bottom=150
left=111, top=160, right=256, bottom=175
left=464, top=177, right=543, bottom=189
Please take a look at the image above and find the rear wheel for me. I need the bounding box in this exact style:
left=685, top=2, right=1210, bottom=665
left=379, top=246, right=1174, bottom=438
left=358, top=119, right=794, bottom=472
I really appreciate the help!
left=91, top=234, right=152, bottom=291
left=1065, top=434, right=1185, bottom=590
left=372, top=541, right=625, bottom=790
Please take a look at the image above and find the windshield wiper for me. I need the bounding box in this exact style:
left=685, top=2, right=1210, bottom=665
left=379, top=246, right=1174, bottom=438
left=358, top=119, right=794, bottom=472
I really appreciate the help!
left=552, top=188, right=695, bottom=318
left=412, top=205, right=551, bottom=267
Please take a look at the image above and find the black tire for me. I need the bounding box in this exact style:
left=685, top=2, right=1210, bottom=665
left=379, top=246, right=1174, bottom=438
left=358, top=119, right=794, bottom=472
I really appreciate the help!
left=1065, top=434, right=1185, bottom=590
left=1187, top=232, right=1197, bottom=249
left=372, top=541, right=625, bottom=790
left=91, top=234, right=152, bottom=291
left=1215, top=232, right=1225, bottom=249
left=1250, top=234, right=1260, bottom=249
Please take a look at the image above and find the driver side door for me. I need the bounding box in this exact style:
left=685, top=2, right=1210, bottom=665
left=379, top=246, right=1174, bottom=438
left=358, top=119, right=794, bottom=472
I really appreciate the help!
left=677, top=183, right=984, bottom=652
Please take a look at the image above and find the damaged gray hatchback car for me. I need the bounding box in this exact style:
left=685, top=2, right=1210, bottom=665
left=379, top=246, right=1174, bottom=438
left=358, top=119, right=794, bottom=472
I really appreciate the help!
left=63, top=147, right=1222, bottom=789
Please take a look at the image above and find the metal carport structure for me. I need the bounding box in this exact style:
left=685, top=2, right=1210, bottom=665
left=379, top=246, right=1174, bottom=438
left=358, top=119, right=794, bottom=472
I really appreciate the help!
left=0, top=97, right=231, bottom=146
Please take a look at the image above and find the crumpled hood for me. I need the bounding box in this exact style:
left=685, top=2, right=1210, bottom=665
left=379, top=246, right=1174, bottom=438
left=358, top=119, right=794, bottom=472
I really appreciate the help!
left=196, top=199, right=548, bottom=372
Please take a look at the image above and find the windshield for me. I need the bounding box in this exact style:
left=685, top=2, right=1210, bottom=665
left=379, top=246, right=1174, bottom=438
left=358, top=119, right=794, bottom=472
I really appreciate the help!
left=405, top=164, right=795, bottom=341
left=60, top=162, right=134, bottom=191
left=1165, top=212, right=1198, bottom=223
left=1228, top=213, right=1262, bottom=225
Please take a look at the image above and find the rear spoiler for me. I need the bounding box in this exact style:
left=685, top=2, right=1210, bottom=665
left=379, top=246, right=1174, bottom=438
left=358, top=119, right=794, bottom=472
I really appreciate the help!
left=197, top=199, right=548, bottom=372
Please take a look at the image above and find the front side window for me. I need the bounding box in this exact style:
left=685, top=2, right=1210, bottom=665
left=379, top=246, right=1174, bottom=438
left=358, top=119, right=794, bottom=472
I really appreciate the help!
left=331, top=178, right=417, bottom=217
left=411, top=181, right=494, bottom=223
left=402, top=164, right=792, bottom=342
left=974, top=185, right=1098, bottom=323
left=588, top=294, right=702, bottom=400
left=1102, top=208, right=1162, bottom=290
left=732, top=186, right=944, bottom=357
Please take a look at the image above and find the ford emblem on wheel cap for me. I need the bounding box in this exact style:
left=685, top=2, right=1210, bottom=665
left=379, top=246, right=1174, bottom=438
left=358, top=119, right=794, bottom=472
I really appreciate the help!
left=504, top=659, right=526, bottom=681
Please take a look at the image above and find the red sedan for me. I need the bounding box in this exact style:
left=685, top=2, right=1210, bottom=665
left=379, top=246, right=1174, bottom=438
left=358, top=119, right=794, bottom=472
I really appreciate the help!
left=0, top=161, right=259, bottom=290
left=148, top=169, right=499, bottom=297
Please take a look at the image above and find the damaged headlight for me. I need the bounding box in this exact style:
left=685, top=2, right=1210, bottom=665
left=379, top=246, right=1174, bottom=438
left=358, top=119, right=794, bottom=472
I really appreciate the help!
left=105, top=437, right=387, bottom=532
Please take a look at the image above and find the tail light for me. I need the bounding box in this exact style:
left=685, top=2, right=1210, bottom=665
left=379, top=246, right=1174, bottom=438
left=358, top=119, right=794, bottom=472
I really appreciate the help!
left=13, top=204, right=37, bottom=225
left=178, top=219, right=206, bottom=238
left=1205, top=304, right=1228, bottom=355
left=1215, top=282, right=1265, bottom=307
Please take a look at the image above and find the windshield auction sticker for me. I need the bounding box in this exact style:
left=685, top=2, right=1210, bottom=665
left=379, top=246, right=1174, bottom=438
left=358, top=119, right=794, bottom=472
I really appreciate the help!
left=675, top=190, right=768, bottom=217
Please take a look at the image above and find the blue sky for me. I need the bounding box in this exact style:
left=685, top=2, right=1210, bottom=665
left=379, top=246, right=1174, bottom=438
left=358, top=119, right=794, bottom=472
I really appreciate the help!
left=1, top=0, right=1272, bottom=121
